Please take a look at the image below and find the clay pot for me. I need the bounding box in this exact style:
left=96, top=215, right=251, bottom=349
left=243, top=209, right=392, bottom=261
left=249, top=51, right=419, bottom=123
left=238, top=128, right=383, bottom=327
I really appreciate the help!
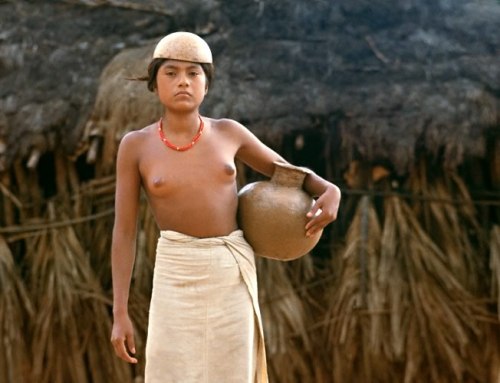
left=237, top=161, right=322, bottom=261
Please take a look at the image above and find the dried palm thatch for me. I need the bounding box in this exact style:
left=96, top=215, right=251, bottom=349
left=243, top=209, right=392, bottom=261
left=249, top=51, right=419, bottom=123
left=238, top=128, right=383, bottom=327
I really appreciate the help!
left=0, top=236, right=33, bottom=383
left=325, top=195, right=393, bottom=383
left=1, top=168, right=155, bottom=382
left=491, top=225, right=500, bottom=319
left=80, top=45, right=162, bottom=176
left=75, top=174, right=116, bottom=291
left=408, top=158, right=500, bottom=381
left=380, top=195, right=488, bottom=382
left=25, top=202, right=131, bottom=383
left=257, top=255, right=318, bottom=383
left=409, top=157, right=488, bottom=294
left=488, top=225, right=500, bottom=382
left=325, top=191, right=492, bottom=383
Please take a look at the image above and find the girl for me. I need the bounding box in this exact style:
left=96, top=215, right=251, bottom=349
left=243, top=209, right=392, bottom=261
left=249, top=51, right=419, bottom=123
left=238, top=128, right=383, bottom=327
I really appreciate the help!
left=110, top=31, right=341, bottom=383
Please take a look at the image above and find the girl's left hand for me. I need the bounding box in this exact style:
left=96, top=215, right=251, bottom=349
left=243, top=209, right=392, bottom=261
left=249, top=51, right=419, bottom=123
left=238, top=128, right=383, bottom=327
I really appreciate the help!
left=305, top=184, right=341, bottom=237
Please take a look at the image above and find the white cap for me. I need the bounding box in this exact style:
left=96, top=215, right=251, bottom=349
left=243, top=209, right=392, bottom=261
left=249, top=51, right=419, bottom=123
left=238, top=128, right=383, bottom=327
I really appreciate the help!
left=153, top=32, right=213, bottom=64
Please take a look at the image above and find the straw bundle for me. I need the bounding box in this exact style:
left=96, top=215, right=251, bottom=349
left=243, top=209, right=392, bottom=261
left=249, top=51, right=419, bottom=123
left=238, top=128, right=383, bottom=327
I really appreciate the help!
left=76, top=175, right=117, bottom=290
left=82, top=45, right=162, bottom=177
left=61, top=173, right=155, bottom=380
left=407, top=160, right=496, bottom=381
left=0, top=236, right=33, bottom=383
left=25, top=202, right=131, bottom=383
left=258, top=256, right=317, bottom=383
left=325, top=190, right=490, bottom=382
left=381, top=196, right=487, bottom=382
left=409, top=158, right=487, bottom=293
left=488, top=225, right=500, bottom=382
left=325, top=195, right=394, bottom=383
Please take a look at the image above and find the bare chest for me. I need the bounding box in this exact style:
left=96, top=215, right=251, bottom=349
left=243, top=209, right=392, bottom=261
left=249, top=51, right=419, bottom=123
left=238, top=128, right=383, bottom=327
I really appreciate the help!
left=139, top=137, right=238, bottom=197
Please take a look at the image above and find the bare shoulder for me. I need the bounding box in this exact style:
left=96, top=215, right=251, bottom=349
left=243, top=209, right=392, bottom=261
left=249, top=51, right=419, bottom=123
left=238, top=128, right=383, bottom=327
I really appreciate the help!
left=117, top=123, right=156, bottom=158
left=119, top=124, right=155, bottom=147
left=210, top=117, right=243, bottom=130
left=208, top=117, right=250, bottom=140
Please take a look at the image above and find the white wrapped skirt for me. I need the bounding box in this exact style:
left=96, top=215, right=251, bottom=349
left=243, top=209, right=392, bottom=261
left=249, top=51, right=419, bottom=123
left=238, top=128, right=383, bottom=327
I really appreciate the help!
left=145, top=230, right=268, bottom=383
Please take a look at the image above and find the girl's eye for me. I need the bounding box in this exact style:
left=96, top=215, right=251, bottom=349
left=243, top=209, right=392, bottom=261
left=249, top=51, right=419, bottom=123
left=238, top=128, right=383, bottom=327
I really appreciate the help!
left=165, top=71, right=176, bottom=76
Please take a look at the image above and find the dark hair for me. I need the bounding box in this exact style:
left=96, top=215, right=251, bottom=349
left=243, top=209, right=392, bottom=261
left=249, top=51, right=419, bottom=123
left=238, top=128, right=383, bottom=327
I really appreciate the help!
left=135, top=58, right=215, bottom=92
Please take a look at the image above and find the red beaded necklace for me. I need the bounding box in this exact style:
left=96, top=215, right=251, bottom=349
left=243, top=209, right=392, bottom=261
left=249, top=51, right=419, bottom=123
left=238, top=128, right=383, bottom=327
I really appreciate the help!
left=158, top=116, right=204, bottom=152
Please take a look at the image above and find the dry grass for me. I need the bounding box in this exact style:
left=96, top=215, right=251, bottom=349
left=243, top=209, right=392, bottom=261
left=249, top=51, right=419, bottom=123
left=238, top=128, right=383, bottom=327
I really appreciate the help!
left=0, top=50, right=498, bottom=382
left=80, top=45, right=162, bottom=176
left=324, top=188, right=493, bottom=383
left=0, top=146, right=498, bottom=383
left=258, top=255, right=318, bottom=383
left=0, top=236, right=32, bottom=383
left=409, top=158, right=488, bottom=293
left=25, top=202, right=131, bottom=383
left=382, top=196, right=487, bottom=382
left=76, top=175, right=116, bottom=290
left=491, top=225, right=500, bottom=318
left=325, top=196, right=392, bottom=383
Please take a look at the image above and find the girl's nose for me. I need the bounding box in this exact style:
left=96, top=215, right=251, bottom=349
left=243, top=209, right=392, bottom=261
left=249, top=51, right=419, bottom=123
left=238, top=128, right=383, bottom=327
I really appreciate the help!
left=178, top=73, right=189, bottom=86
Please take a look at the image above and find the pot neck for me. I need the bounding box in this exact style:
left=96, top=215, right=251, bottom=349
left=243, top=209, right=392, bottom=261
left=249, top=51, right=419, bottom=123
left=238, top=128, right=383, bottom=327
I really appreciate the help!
left=270, top=161, right=312, bottom=188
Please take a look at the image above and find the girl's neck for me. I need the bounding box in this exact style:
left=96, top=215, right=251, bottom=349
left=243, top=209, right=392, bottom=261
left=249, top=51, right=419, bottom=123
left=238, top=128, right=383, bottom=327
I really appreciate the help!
left=161, top=111, right=200, bottom=134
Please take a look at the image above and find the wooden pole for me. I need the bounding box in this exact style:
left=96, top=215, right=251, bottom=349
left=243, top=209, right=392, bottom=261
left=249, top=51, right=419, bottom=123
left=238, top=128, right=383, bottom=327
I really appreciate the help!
left=0, top=172, right=15, bottom=226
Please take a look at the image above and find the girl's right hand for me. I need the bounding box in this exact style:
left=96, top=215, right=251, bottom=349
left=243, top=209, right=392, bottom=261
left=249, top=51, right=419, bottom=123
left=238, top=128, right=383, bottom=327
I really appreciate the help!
left=110, top=313, right=138, bottom=364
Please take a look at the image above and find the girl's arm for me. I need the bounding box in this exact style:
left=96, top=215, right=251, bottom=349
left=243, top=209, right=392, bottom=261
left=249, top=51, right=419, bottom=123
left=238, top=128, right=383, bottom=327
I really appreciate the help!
left=110, top=132, right=142, bottom=364
left=302, top=172, right=341, bottom=237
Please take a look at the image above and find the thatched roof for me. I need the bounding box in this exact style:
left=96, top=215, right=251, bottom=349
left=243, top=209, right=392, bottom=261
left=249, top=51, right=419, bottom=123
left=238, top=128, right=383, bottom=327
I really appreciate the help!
left=0, top=0, right=498, bottom=172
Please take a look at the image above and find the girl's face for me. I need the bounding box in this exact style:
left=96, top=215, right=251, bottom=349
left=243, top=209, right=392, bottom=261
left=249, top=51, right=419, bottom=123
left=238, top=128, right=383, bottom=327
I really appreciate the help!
left=155, top=60, right=208, bottom=112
